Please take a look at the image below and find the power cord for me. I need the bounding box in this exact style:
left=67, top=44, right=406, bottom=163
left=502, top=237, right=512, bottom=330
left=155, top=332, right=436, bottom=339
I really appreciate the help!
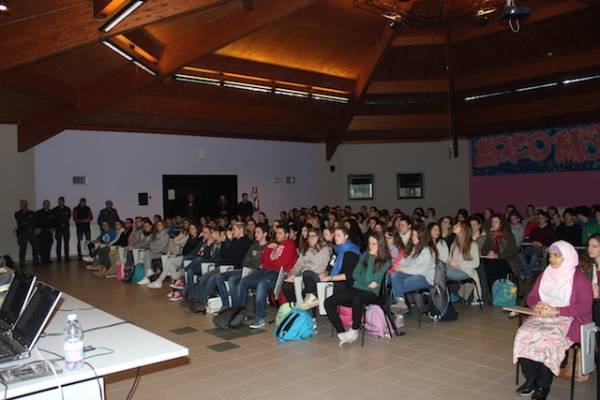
left=126, top=368, right=141, bottom=400
left=0, top=378, right=7, bottom=400
left=34, top=348, right=63, bottom=400
left=57, top=307, right=96, bottom=312
left=41, top=321, right=131, bottom=337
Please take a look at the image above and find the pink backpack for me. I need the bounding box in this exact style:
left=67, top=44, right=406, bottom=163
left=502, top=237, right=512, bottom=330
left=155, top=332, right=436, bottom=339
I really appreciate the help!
left=337, top=306, right=353, bottom=328
left=364, top=305, right=391, bottom=338
left=116, top=263, right=126, bottom=281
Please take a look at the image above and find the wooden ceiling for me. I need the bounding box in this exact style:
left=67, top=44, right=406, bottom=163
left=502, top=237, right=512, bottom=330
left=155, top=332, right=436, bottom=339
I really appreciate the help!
left=1, top=0, right=599, bottom=159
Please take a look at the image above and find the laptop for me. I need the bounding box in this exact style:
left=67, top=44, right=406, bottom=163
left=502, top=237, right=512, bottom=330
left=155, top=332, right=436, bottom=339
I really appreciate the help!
left=0, top=272, right=36, bottom=333
left=0, top=283, right=62, bottom=363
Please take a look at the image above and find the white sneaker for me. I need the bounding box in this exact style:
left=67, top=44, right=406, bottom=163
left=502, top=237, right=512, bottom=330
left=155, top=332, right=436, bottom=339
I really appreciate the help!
left=137, top=277, right=150, bottom=286
left=147, top=281, right=162, bottom=289
left=337, top=332, right=349, bottom=348
left=300, top=294, right=319, bottom=310
left=395, top=315, right=405, bottom=329
left=166, top=291, right=174, bottom=298
left=391, top=297, right=408, bottom=313
left=249, top=321, right=265, bottom=329
left=82, top=256, right=93, bottom=263
left=346, top=328, right=359, bottom=344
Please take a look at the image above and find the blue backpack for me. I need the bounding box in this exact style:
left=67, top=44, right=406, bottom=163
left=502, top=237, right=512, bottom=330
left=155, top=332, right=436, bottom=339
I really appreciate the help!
left=492, top=278, right=517, bottom=307
left=274, top=308, right=313, bottom=344
left=131, top=264, right=146, bottom=284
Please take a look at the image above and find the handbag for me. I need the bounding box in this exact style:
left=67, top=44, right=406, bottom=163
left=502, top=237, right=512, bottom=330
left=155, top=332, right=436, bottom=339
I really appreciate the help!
left=149, top=258, right=163, bottom=283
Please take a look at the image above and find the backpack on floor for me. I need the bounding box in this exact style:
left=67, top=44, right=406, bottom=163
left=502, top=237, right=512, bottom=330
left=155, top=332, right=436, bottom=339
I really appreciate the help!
left=274, top=308, right=313, bottom=344
left=131, top=263, right=146, bottom=284
left=275, top=302, right=296, bottom=326
left=429, top=284, right=458, bottom=322
left=116, top=262, right=126, bottom=281
left=337, top=306, right=353, bottom=328
left=213, top=307, right=246, bottom=329
left=364, top=305, right=392, bottom=337
left=492, top=278, right=517, bottom=307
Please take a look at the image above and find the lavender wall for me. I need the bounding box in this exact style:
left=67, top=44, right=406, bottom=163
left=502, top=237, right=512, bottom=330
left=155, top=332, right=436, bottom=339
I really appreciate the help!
left=33, top=130, right=317, bottom=220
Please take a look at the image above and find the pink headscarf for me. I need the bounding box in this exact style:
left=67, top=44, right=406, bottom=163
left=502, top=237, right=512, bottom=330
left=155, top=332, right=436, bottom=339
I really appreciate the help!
left=539, top=240, right=579, bottom=308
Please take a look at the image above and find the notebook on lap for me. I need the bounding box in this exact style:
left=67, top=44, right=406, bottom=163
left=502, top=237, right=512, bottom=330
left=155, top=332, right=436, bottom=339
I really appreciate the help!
left=0, top=272, right=36, bottom=333
left=0, top=283, right=62, bottom=364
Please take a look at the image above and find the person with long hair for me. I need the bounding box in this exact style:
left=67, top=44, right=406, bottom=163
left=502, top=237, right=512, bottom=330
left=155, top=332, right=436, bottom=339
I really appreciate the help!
left=429, top=222, right=449, bottom=264
left=513, top=241, right=592, bottom=400
left=469, top=215, right=487, bottom=252
left=390, top=227, right=437, bottom=313
left=439, top=216, right=455, bottom=248
left=344, top=218, right=364, bottom=250
left=385, top=227, right=404, bottom=267
left=481, top=214, right=520, bottom=288
left=581, top=234, right=600, bottom=324
left=324, top=232, right=390, bottom=347
left=447, top=221, right=482, bottom=302
left=282, top=227, right=331, bottom=307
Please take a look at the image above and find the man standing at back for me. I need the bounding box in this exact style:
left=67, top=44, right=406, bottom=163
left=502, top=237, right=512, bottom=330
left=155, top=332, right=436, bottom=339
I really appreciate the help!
left=15, top=200, right=38, bottom=267
left=53, top=196, right=71, bottom=262
left=73, top=198, right=93, bottom=261
left=35, top=200, right=55, bottom=264
left=236, top=193, right=254, bottom=221
left=97, top=200, right=120, bottom=228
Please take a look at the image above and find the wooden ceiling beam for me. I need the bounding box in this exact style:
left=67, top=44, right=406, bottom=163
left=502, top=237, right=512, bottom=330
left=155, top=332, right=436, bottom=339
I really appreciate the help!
left=326, top=25, right=394, bottom=161
left=456, top=49, right=600, bottom=92
left=121, top=29, right=164, bottom=62
left=392, top=34, right=446, bottom=47
left=0, top=0, right=231, bottom=73
left=189, top=54, right=355, bottom=92
left=0, top=68, right=79, bottom=108
left=348, top=114, right=450, bottom=131
left=450, top=0, right=589, bottom=43
left=367, top=80, right=449, bottom=94
left=242, top=0, right=256, bottom=11
left=158, top=0, right=318, bottom=74
left=16, top=0, right=318, bottom=151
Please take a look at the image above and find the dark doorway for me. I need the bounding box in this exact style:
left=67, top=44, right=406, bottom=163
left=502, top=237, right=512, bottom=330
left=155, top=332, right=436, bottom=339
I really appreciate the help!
left=162, top=175, right=237, bottom=220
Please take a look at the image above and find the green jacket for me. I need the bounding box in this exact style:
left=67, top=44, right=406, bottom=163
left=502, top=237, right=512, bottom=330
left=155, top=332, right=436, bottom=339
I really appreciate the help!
left=352, top=253, right=390, bottom=295
left=583, top=223, right=600, bottom=243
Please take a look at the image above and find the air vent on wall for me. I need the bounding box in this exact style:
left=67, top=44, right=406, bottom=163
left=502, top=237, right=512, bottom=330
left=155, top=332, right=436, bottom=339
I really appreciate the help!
left=72, top=176, right=88, bottom=185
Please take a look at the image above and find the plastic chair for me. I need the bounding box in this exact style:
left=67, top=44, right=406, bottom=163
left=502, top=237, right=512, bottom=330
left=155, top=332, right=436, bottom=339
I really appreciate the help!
left=404, top=288, right=431, bottom=328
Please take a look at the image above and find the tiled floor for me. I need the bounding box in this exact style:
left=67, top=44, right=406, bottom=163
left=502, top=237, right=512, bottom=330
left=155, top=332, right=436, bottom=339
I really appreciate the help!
left=30, top=262, right=597, bottom=400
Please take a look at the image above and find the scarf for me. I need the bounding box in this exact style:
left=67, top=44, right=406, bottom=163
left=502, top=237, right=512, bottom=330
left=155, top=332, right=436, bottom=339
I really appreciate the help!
left=539, top=240, right=579, bottom=308
left=331, top=241, right=360, bottom=276
left=490, top=231, right=504, bottom=254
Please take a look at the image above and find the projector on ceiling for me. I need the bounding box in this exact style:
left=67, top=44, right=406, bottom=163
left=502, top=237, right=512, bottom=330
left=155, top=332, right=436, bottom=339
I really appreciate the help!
left=500, top=5, right=531, bottom=20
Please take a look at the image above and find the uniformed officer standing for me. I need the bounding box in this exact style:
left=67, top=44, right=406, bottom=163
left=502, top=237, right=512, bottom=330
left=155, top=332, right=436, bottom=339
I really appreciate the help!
left=14, top=199, right=39, bottom=266
left=53, top=196, right=71, bottom=262
left=35, top=200, right=55, bottom=264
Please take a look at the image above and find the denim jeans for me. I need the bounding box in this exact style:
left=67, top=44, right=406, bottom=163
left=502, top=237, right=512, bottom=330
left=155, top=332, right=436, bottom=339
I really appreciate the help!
left=519, top=245, right=542, bottom=279
left=188, top=269, right=220, bottom=301
left=391, top=272, right=429, bottom=298
left=206, top=270, right=240, bottom=307
left=446, top=268, right=470, bottom=281
left=234, top=269, right=277, bottom=324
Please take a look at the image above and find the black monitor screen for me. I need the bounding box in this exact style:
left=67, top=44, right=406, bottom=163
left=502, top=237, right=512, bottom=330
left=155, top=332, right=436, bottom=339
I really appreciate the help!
left=12, top=284, right=61, bottom=349
left=0, top=273, right=34, bottom=326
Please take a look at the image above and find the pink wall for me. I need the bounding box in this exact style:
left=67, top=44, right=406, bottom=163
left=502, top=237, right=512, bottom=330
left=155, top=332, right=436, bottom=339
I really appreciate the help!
left=470, top=170, right=600, bottom=214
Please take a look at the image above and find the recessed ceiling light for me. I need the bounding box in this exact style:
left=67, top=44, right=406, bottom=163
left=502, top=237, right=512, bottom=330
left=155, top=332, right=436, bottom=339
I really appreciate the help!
left=0, top=0, right=9, bottom=12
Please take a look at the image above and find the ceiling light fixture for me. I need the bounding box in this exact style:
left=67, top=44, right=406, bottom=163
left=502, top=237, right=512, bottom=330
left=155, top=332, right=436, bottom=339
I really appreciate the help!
left=464, top=90, right=511, bottom=101
left=0, top=0, right=9, bottom=12
left=312, top=93, right=350, bottom=104
left=274, top=88, right=310, bottom=98
left=383, top=13, right=404, bottom=31
left=174, top=73, right=221, bottom=86
left=102, top=40, right=133, bottom=61
left=223, top=81, right=272, bottom=93
left=476, top=1, right=496, bottom=26
left=100, top=0, right=145, bottom=33
left=514, top=82, right=557, bottom=92
left=563, top=73, right=600, bottom=85
left=132, top=60, right=157, bottom=76
left=501, top=0, right=531, bottom=33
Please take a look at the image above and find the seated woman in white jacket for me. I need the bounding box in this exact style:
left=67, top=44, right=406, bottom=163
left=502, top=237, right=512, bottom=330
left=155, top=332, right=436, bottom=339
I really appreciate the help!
left=429, top=222, right=449, bottom=265
left=390, top=227, right=438, bottom=312
left=447, top=221, right=482, bottom=301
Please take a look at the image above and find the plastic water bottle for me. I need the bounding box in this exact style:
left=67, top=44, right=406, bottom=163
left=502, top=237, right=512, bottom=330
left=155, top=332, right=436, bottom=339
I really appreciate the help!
left=63, top=314, right=84, bottom=371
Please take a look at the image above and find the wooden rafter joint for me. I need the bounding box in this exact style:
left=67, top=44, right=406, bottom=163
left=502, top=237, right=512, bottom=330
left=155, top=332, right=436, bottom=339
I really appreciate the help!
left=242, top=0, right=256, bottom=11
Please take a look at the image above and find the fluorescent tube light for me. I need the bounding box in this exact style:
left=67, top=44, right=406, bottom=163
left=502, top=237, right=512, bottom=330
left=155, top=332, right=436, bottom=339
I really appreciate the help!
left=563, top=74, right=600, bottom=85
left=223, top=81, right=272, bottom=93
left=100, top=0, right=145, bottom=33
left=312, top=93, right=349, bottom=103
left=515, top=82, right=558, bottom=92
left=102, top=40, right=133, bottom=61
left=464, top=90, right=511, bottom=101
left=174, top=74, right=221, bottom=86
left=274, top=88, right=309, bottom=98
left=132, top=60, right=156, bottom=76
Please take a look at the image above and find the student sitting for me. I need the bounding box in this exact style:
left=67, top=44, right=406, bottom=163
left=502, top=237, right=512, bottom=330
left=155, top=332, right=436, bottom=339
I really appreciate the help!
left=555, top=208, right=582, bottom=247
left=446, top=221, right=482, bottom=302
left=138, top=220, right=170, bottom=285
left=469, top=215, right=487, bottom=251
left=429, top=222, right=449, bottom=264
left=583, top=208, right=600, bottom=243
left=233, top=224, right=297, bottom=329
left=520, top=211, right=555, bottom=281
left=390, top=227, right=437, bottom=313
left=513, top=241, right=592, bottom=400
left=509, top=211, right=525, bottom=248
left=324, top=232, right=390, bottom=347
left=181, top=227, right=222, bottom=300
left=84, top=221, right=116, bottom=271
left=167, top=219, right=190, bottom=256
left=282, top=227, right=331, bottom=307
left=481, top=214, right=520, bottom=287
left=187, top=222, right=252, bottom=312
left=439, top=216, right=455, bottom=248
left=148, top=223, right=201, bottom=289
left=384, top=227, right=405, bottom=267
left=318, top=227, right=361, bottom=293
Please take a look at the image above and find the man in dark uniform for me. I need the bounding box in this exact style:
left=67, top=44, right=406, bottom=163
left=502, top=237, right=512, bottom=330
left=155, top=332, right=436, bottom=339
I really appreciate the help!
left=73, top=198, right=93, bottom=260
left=14, top=199, right=38, bottom=267
left=35, top=200, right=55, bottom=264
left=237, top=193, right=254, bottom=221
left=97, top=200, right=120, bottom=228
left=53, top=196, right=71, bottom=262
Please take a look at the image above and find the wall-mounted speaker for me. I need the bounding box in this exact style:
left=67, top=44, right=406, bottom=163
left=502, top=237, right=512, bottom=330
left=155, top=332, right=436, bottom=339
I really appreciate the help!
left=138, top=193, right=149, bottom=206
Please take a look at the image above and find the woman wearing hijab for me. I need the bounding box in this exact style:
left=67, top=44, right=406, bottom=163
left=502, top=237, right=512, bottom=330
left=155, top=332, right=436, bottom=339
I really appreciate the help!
left=513, top=241, right=592, bottom=400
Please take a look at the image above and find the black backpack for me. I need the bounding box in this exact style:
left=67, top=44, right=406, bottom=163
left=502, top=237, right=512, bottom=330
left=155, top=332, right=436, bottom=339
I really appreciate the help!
left=213, top=307, right=246, bottom=329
